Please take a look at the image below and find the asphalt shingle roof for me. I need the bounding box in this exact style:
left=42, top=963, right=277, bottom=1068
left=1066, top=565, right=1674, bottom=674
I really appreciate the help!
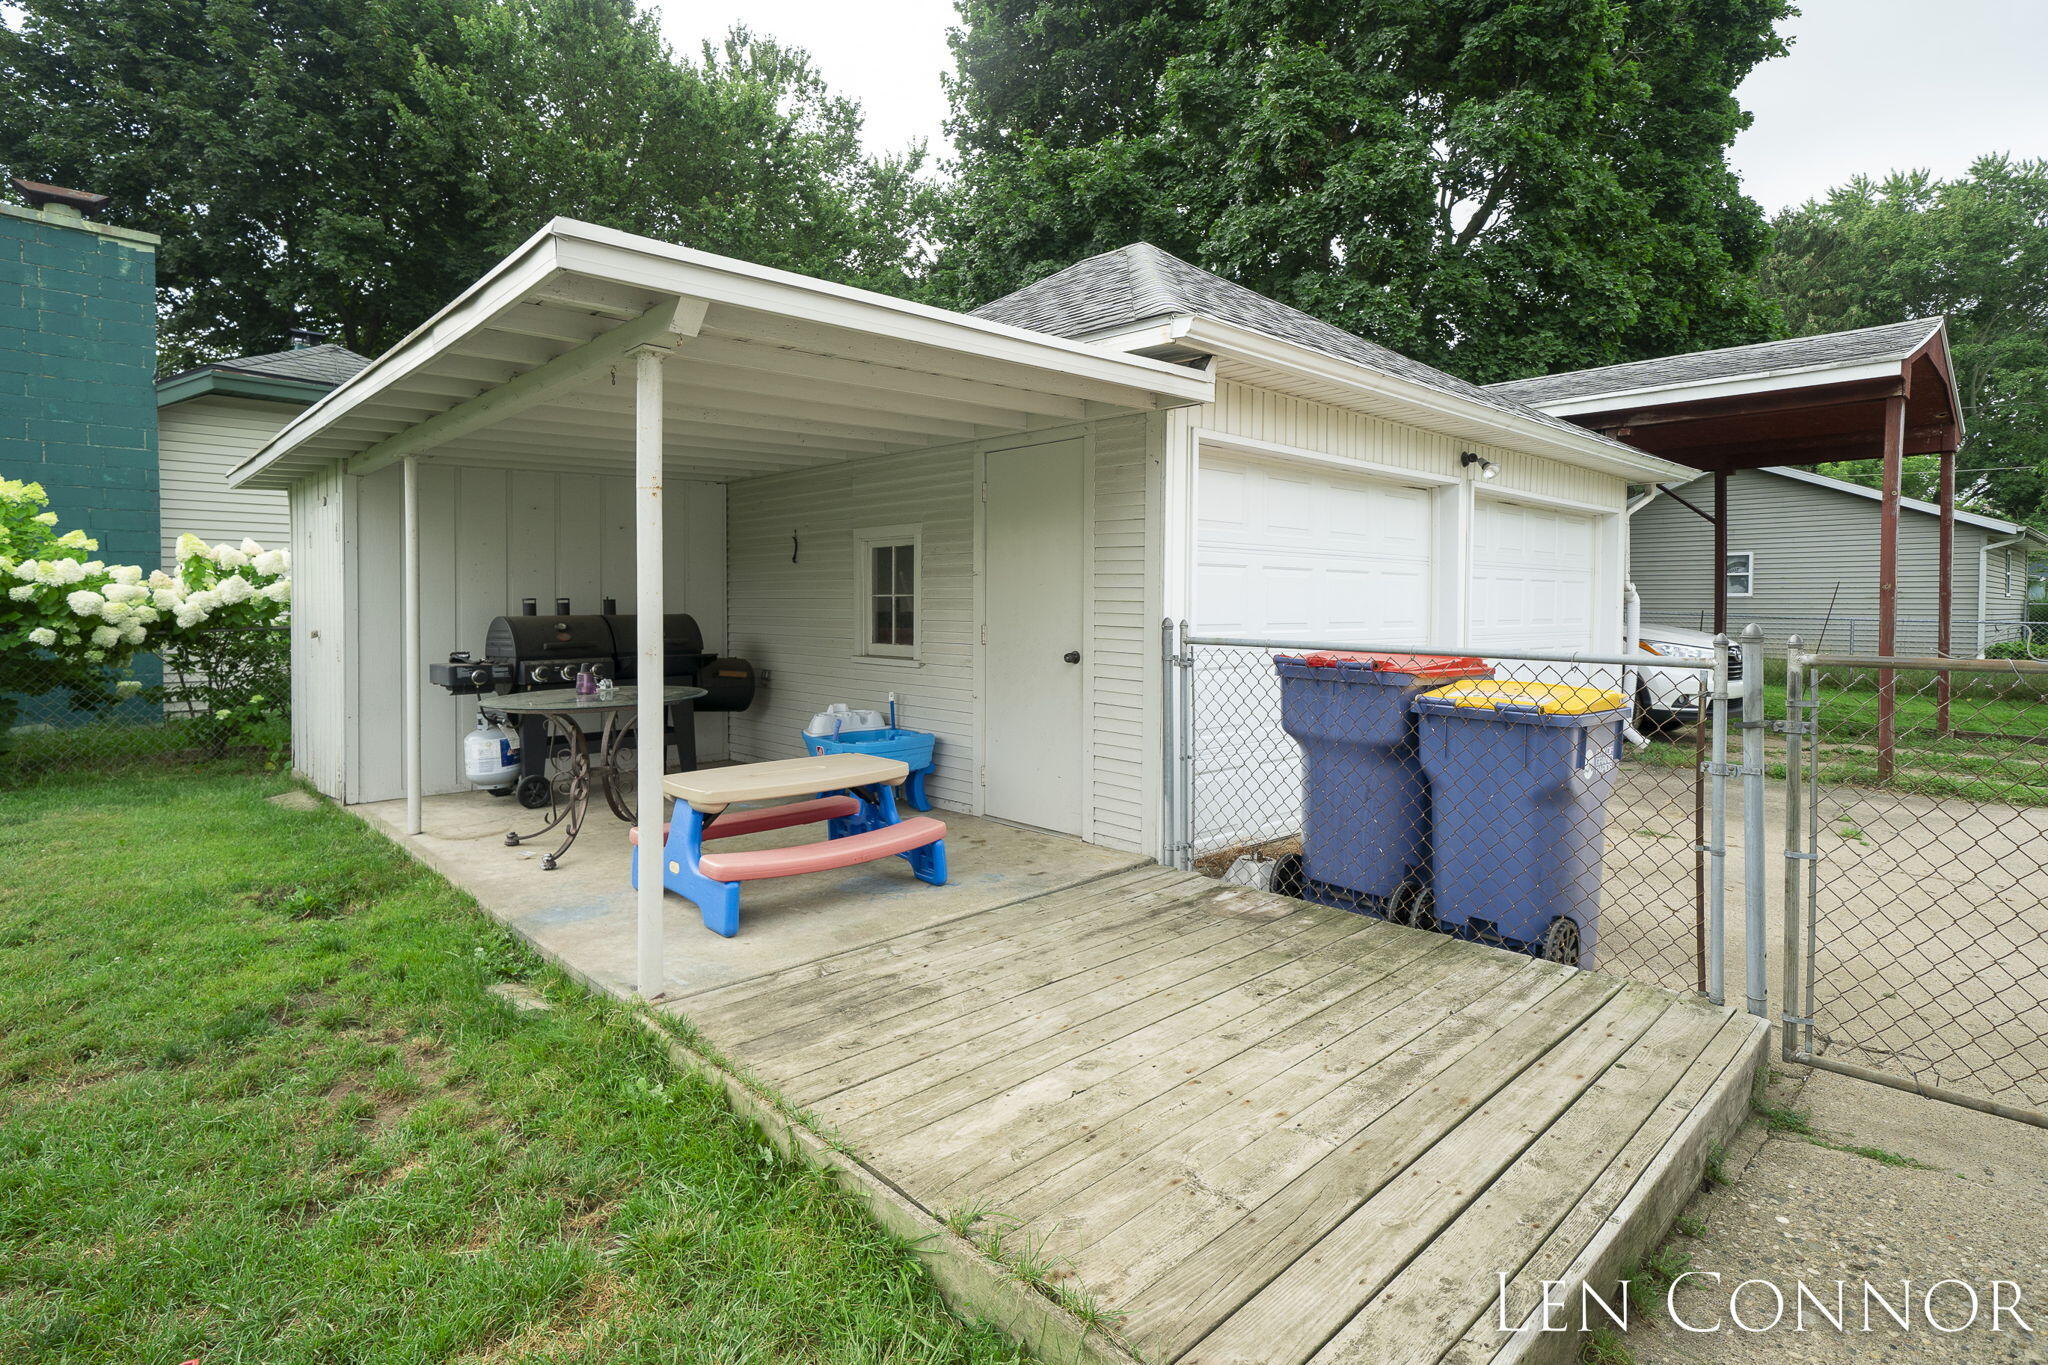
left=209, top=342, right=372, bottom=387
left=1484, top=317, right=1944, bottom=408
left=970, top=243, right=1639, bottom=451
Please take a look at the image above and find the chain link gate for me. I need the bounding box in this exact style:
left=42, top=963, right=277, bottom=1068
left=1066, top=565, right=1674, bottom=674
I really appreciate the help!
left=1781, top=647, right=2048, bottom=1127
left=1163, top=622, right=1737, bottom=1001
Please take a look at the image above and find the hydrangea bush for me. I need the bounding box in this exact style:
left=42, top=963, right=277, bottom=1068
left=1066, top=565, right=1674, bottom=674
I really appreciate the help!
left=2, top=477, right=292, bottom=753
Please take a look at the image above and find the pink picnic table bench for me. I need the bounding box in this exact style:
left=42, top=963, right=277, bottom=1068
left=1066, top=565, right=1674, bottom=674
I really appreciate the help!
left=630, top=752, right=948, bottom=937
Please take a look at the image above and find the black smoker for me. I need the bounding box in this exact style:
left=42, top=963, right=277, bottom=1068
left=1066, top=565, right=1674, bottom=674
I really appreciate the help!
left=428, top=597, right=756, bottom=808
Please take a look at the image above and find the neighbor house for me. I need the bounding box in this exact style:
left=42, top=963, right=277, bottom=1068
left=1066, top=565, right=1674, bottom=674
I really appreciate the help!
left=227, top=222, right=1691, bottom=861
left=1629, top=465, right=2044, bottom=655
left=154, top=339, right=369, bottom=567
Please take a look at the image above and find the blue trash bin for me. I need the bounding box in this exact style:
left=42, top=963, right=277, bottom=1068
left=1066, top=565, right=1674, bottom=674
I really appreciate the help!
left=1274, top=651, right=1491, bottom=916
left=1411, top=680, right=1628, bottom=967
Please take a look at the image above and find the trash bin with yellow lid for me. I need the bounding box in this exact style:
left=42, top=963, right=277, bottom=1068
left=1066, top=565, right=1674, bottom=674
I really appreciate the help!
left=1409, top=678, right=1629, bottom=967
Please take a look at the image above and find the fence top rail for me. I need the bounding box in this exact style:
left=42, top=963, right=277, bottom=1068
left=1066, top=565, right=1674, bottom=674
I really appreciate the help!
left=1797, top=652, right=2048, bottom=675
left=1180, top=633, right=1719, bottom=671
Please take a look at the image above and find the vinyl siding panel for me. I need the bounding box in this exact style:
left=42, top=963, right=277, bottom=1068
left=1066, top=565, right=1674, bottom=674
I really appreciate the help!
left=1203, top=378, right=1624, bottom=509
left=1630, top=469, right=2028, bottom=654
left=342, top=464, right=726, bottom=804
left=289, top=463, right=347, bottom=796
left=157, top=396, right=295, bottom=565
left=1087, top=414, right=1157, bottom=852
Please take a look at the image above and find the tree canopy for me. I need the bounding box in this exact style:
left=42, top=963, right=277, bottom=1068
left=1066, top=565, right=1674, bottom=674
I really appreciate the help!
left=0, top=0, right=935, bottom=368
left=1762, top=156, right=2048, bottom=530
left=934, top=0, right=1791, bottom=383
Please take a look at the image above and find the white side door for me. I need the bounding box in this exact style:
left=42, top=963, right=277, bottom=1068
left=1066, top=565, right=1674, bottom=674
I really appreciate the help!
left=983, top=437, right=1087, bottom=835
left=1192, top=450, right=1437, bottom=852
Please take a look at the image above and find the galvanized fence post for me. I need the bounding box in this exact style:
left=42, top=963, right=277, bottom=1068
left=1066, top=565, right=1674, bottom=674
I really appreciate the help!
left=1739, top=623, right=1768, bottom=1018
left=1174, top=620, right=1195, bottom=870
left=1704, top=634, right=1731, bottom=1008
left=1779, top=636, right=1809, bottom=1063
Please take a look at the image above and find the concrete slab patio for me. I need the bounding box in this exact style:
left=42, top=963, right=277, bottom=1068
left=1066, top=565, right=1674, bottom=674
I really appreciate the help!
left=356, top=790, right=1145, bottom=997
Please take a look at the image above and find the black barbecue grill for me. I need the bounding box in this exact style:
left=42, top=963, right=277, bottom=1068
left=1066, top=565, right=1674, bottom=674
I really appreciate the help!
left=429, top=598, right=756, bottom=807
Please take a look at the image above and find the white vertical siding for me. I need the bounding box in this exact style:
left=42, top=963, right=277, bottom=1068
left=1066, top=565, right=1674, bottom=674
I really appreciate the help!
left=157, top=396, right=295, bottom=566
left=340, top=463, right=726, bottom=804
left=1087, top=415, right=1156, bottom=851
left=288, top=463, right=348, bottom=796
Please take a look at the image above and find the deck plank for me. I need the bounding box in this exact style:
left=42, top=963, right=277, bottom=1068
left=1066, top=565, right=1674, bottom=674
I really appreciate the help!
left=676, top=868, right=1763, bottom=1365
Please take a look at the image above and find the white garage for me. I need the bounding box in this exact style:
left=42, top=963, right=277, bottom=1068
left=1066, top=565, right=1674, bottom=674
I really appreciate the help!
left=1469, top=495, right=1602, bottom=654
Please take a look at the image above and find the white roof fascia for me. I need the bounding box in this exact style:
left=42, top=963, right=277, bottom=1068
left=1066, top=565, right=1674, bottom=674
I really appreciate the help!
left=232, top=218, right=1214, bottom=488
left=1528, top=358, right=1908, bottom=418
left=1115, top=313, right=1697, bottom=483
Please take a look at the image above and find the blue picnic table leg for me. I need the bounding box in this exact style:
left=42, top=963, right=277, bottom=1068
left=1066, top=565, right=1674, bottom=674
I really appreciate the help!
left=653, top=805, right=742, bottom=937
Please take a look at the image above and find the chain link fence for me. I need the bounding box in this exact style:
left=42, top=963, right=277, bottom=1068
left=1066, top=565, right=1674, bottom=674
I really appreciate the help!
left=1783, top=651, right=2048, bottom=1123
left=1664, top=611, right=2046, bottom=659
left=3, top=626, right=290, bottom=780
left=1166, top=629, right=1733, bottom=999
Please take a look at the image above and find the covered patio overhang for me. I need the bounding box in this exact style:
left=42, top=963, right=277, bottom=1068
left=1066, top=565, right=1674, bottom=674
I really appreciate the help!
left=230, top=218, right=1215, bottom=995
left=1494, top=317, right=1967, bottom=773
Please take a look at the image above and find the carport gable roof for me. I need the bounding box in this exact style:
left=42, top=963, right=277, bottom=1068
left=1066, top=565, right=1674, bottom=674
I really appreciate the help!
left=228, top=220, right=1214, bottom=491
left=971, top=243, right=1692, bottom=482
left=1487, top=317, right=1947, bottom=411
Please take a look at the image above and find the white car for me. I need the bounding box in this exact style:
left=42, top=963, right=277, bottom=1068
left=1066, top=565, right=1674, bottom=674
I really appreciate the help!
left=1633, top=623, right=1739, bottom=728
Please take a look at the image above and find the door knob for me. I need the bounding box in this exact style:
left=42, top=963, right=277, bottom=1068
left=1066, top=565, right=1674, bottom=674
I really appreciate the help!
left=1063, top=650, right=1082, bottom=664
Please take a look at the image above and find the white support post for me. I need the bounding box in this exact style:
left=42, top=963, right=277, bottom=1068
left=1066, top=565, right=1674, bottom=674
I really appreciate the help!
left=402, top=454, right=422, bottom=837
left=634, top=344, right=669, bottom=998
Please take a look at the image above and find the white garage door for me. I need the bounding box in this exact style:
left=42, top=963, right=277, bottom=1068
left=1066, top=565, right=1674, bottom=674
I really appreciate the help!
left=1195, top=452, right=1435, bottom=638
left=1191, top=452, right=1437, bottom=853
left=1470, top=497, right=1598, bottom=653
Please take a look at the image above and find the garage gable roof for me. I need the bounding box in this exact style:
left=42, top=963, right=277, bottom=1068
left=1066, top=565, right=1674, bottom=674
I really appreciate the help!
left=157, top=343, right=372, bottom=407
left=970, top=243, right=1652, bottom=459
left=1486, top=318, right=1945, bottom=409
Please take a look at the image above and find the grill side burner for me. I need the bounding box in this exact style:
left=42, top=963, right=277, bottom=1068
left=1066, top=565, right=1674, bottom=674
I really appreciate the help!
left=427, top=605, right=756, bottom=807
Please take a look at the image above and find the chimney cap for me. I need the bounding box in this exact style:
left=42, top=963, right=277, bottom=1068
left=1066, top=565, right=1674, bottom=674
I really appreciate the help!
left=10, top=178, right=111, bottom=217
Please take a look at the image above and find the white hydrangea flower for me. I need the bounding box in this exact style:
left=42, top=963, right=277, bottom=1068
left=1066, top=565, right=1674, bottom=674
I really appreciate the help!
left=8, top=584, right=34, bottom=602
left=176, top=533, right=210, bottom=561
left=147, top=568, right=174, bottom=588
left=52, top=559, right=86, bottom=584
left=240, top=537, right=264, bottom=556
left=131, top=605, right=159, bottom=624
left=66, top=589, right=104, bottom=616
left=252, top=549, right=287, bottom=577
left=32, top=510, right=57, bottom=525
left=152, top=587, right=183, bottom=611
left=90, top=625, right=121, bottom=648
left=99, top=599, right=131, bottom=622
left=114, top=679, right=143, bottom=698
left=83, top=648, right=104, bottom=662
left=27, top=627, right=55, bottom=646
left=56, top=529, right=94, bottom=550
left=81, top=561, right=103, bottom=575
left=104, top=582, right=148, bottom=604
left=11, top=559, right=36, bottom=581
left=122, top=625, right=145, bottom=646
left=217, top=575, right=254, bottom=605
left=213, top=544, right=249, bottom=569
left=108, top=564, right=143, bottom=585
left=258, top=577, right=292, bottom=604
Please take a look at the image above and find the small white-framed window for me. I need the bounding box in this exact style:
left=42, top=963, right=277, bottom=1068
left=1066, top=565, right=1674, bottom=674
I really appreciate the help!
left=855, top=527, right=920, bottom=659
left=1725, top=551, right=1755, bottom=598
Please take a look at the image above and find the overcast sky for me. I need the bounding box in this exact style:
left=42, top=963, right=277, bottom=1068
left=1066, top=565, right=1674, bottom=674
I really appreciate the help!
left=649, top=0, right=2048, bottom=213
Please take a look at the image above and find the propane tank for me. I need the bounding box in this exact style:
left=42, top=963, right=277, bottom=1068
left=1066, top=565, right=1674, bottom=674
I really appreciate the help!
left=463, top=714, right=521, bottom=786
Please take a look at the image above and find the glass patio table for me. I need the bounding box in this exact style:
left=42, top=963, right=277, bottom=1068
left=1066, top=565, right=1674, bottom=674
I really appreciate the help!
left=486, top=684, right=705, bottom=870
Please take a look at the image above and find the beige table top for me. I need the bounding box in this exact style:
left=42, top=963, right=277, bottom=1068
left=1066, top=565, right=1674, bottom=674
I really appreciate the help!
left=663, top=752, right=909, bottom=813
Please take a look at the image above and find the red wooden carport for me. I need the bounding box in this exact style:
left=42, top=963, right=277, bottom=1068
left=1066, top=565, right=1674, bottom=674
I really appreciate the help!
left=1490, top=317, right=1966, bottom=773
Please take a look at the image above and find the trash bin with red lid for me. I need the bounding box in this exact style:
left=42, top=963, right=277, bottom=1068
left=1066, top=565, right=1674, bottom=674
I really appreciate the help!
left=1273, top=650, right=1493, bottom=916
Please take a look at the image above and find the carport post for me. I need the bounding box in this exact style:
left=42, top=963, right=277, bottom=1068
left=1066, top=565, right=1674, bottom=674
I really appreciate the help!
left=634, top=343, right=669, bottom=998
left=1937, top=446, right=1956, bottom=735
left=402, top=454, right=422, bottom=837
left=1876, top=394, right=1906, bottom=780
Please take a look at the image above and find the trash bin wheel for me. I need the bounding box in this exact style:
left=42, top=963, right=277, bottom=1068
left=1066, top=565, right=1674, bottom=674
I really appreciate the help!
left=1540, top=916, right=1582, bottom=966
left=1387, top=881, right=1437, bottom=931
left=1270, top=852, right=1305, bottom=900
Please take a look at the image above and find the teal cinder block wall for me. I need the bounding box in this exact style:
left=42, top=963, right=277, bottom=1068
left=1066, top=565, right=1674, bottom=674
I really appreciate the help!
left=0, top=203, right=161, bottom=574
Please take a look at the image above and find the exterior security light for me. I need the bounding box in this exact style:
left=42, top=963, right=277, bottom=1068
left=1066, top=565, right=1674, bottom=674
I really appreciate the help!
left=1461, top=451, right=1499, bottom=480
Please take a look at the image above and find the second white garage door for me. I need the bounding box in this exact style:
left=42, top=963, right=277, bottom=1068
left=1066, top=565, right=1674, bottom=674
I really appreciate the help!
left=1470, top=496, right=1599, bottom=654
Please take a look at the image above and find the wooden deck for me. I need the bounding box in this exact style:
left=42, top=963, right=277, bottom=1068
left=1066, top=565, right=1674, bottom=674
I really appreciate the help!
left=673, top=865, right=1768, bottom=1365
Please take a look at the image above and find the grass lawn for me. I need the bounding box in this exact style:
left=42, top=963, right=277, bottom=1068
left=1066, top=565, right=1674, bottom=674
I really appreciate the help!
left=0, top=769, right=1023, bottom=1364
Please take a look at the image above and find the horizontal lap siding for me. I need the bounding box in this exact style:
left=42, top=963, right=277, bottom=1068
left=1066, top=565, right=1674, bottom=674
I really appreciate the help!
left=157, top=397, right=295, bottom=566
left=1205, top=379, right=1622, bottom=508
left=1090, top=415, right=1157, bottom=852
left=725, top=446, right=979, bottom=813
